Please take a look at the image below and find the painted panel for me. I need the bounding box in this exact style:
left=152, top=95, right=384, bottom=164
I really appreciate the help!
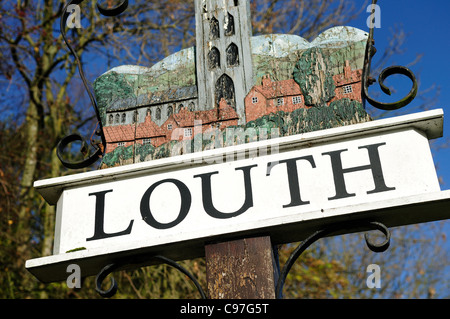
left=94, top=23, right=370, bottom=168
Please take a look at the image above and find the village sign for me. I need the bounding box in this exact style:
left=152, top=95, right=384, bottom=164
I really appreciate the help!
left=25, top=0, right=450, bottom=298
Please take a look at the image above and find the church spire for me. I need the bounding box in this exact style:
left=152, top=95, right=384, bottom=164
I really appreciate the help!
left=195, top=0, right=254, bottom=124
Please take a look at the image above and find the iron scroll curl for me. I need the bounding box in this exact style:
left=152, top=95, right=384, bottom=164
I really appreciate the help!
left=57, top=0, right=129, bottom=169
left=95, top=255, right=207, bottom=299
left=275, top=221, right=391, bottom=299
left=362, top=0, right=419, bottom=111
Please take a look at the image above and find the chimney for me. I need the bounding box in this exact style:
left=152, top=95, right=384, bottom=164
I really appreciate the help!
left=219, top=97, right=229, bottom=109
left=217, top=97, right=229, bottom=119
left=344, top=60, right=351, bottom=79
left=262, top=74, right=272, bottom=87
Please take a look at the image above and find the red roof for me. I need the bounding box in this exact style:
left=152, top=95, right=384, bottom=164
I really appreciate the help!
left=217, top=100, right=239, bottom=122
left=333, top=61, right=363, bottom=86
left=169, top=100, right=238, bottom=127
left=104, top=114, right=165, bottom=144
left=136, top=115, right=165, bottom=139
left=253, top=75, right=303, bottom=99
left=103, top=124, right=135, bottom=142
left=104, top=101, right=238, bottom=145
left=333, top=69, right=362, bottom=86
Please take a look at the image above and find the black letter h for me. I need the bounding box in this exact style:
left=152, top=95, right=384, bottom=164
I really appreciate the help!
left=322, top=143, right=395, bottom=200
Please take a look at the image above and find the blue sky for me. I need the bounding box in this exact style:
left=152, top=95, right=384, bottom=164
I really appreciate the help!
left=349, top=0, right=450, bottom=190
left=348, top=0, right=450, bottom=295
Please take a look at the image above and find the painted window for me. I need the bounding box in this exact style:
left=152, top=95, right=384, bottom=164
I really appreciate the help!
left=343, top=85, right=353, bottom=94
left=277, top=98, right=284, bottom=106
left=117, top=142, right=125, bottom=147
left=252, top=96, right=258, bottom=104
left=109, top=114, right=114, bottom=124
left=184, top=128, right=193, bottom=137
left=121, top=113, right=126, bottom=123
left=215, top=74, right=236, bottom=109
left=115, top=114, right=120, bottom=124
left=224, top=12, right=235, bottom=36
left=143, top=138, right=151, bottom=145
left=167, top=106, right=173, bottom=117
left=156, top=108, right=161, bottom=120
left=208, top=47, right=221, bottom=69
left=292, top=96, right=302, bottom=104
left=210, top=16, right=220, bottom=39
left=167, top=124, right=173, bottom=130
left=226, top=43, right=239, bottom=67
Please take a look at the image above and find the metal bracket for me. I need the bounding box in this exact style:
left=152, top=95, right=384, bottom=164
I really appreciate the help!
left=57, top=0, right=129, bottom=169
left=92, top=221, right=390, bottom=299
left=275, top=221, right=391, bottom=299
left=95, top=255, right=207, bottom=299
left=362, top=0, right=418, bottom=111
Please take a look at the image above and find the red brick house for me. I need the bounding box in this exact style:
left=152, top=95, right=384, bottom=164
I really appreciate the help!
left=330, top=60, right=363, bottom=103
left=245, top=60, right=362, bottom=122
left=103, top=124, right=135, bottom=154
left=104, top=100, right=238, bottom=153
left=163, top=98, right=239, bottom=142
left=244, top=75, right=308, bottom=122
left=135, top=112, right=167, bottom=148
left=103, top=112, right=166, bottom=154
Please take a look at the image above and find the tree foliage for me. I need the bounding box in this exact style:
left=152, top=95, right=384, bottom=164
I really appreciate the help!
left=0, top=0, right=447, bottom=299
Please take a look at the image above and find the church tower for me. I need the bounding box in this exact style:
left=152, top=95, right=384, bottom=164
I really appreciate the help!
left=195, top=0, right=254, bottom=124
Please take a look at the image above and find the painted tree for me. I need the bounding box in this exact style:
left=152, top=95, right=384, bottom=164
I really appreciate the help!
left=293, top=47, right=336, bottom=107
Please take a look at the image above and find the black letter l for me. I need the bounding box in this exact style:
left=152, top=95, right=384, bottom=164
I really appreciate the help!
left=86, top=190, right=134, bottom=241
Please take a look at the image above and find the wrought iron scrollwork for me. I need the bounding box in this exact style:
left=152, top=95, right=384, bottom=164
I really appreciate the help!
left=95, top=255, right=207, bottom=299
left=364, top=221, right=390, bottom=252
left=58, top=0, right=129, bottom=169
left=94, top=222, right=390, bottom=299
left=95, top=262, right=119, bottom=298
left=362, top=0, right=418, bottom=111
left=275, top=221, right=391, bottom=299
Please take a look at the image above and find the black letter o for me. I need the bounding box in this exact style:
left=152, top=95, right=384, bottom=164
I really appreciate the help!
left=140, top=179, right=191, bottom=229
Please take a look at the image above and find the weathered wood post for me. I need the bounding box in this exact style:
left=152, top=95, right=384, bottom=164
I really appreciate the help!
left=197, top=0, right=277, bottom=299
left=205, top=236, right=278, bottom=299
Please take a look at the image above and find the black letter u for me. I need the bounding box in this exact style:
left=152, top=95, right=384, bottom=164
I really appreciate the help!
left=194, top=164, right=257, bottom=219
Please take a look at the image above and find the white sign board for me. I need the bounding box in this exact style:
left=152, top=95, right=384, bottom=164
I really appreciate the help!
left=26, top=109, right=450, bottom=282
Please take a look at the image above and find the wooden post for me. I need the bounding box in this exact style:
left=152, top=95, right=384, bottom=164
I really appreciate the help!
left=205, top=236, right=278, bottom=299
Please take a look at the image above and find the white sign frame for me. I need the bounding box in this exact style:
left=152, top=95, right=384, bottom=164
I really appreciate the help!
left=26, top=109, right=450, bottom=283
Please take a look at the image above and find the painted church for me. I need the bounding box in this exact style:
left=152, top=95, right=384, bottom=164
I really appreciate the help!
left=94, top=0, right=369, bottom=165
